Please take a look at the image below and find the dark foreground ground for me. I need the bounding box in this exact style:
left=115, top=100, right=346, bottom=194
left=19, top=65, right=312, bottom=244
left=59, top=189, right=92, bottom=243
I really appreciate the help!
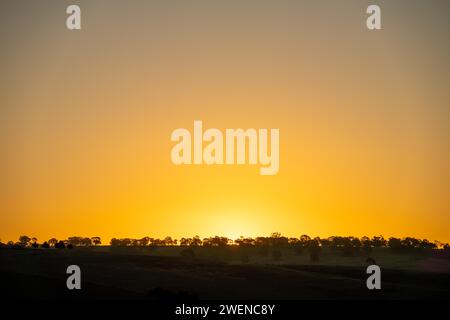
left=1, top=248, right=449, bottom=300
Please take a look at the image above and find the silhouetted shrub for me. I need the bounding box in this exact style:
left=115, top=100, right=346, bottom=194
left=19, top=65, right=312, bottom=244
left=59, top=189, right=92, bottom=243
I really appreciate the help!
left=31, top=242, right=39, bottom=248
left=67, top=244, right=74, bottom=249
left=41, top=241, right=50, bottom=248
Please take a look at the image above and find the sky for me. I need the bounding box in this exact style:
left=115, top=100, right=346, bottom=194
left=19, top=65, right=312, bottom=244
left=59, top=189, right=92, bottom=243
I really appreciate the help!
left=0, top=0, right=449, bottom=243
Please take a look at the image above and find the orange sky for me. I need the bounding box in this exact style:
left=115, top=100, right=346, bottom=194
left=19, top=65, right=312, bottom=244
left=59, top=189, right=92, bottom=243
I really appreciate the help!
left=1, top=0, right=449, bottom=243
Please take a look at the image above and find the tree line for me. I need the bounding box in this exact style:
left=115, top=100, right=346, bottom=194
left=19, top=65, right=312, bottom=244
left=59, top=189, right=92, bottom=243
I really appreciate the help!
left=1, top=233, right=448, bottom=252
left=0, top=235, right=102, bottom=249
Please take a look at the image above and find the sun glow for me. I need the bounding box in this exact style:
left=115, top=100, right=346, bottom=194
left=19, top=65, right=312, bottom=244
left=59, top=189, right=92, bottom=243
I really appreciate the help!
left=200, top=208, right=266, bottom=240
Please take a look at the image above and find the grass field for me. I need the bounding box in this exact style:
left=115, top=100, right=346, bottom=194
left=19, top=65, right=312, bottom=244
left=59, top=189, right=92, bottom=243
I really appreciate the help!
left=1, top=247, right=449, bottom=299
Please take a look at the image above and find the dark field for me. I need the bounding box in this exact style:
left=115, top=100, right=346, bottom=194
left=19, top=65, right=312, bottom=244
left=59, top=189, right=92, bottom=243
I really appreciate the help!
left=1, top=247, right=449, bottom=300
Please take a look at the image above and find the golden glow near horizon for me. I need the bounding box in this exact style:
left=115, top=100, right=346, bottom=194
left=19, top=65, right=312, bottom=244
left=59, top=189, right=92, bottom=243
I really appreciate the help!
left=0, top=1, right=449, bottom=243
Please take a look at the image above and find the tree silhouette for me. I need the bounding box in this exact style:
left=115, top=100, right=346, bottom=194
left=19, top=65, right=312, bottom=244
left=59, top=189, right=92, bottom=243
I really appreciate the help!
left=164, top=236, right=175, bottom=246
left=19, top=235, right=31, bottom=247
left=140, top=237, right=150, bottom=246
left=2, top=233, right=447, bottom=257
left=91, top=237, right=102, bottom=246
left=235, top=236, right=256, bottom=246
left=82, top=237, right=92, bottom=246
left=300, top=235, right=311, bottom=245
left=31, top=237, right=38, bottom=248
left=191, top=236, right=202, bottom=246
left=202, top=236, right=230, bottom=247
left=48, top=238, right=58, bottom=247
left=372, top=236, right=387, bottom=247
